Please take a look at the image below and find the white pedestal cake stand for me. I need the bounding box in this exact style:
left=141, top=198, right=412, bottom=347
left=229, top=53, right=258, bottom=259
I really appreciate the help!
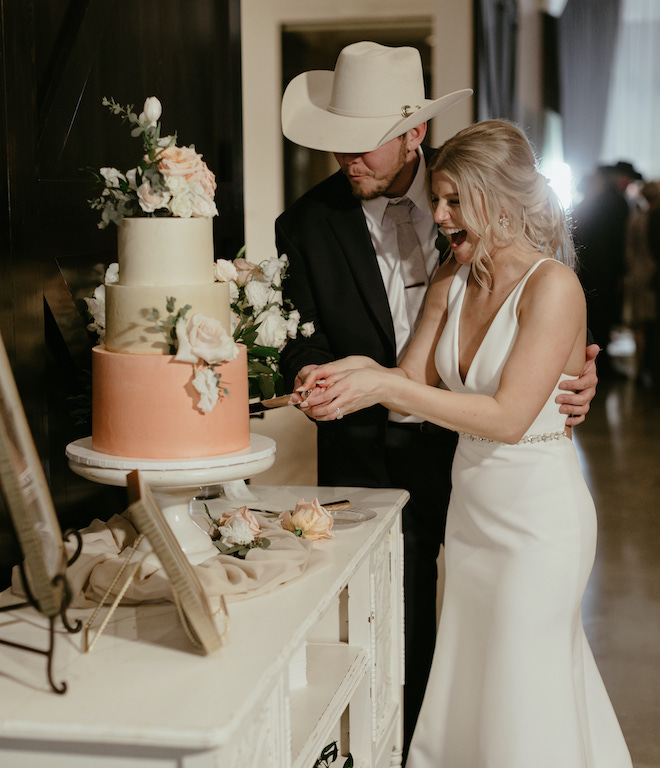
left=65, top=435, right=276, bottom=565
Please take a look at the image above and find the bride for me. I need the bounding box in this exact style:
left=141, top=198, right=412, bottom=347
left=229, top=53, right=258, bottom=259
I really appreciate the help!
left=296, top=121, right=632, bottom=767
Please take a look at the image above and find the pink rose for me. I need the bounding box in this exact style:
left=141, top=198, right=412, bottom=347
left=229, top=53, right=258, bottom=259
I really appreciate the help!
left=279, top=498, right=334, bottom=541
left=137, top=180, right=171, bottom=213
left=220, top=506, right=261, bottom=538
left=233, top=257, right=262, bottom=287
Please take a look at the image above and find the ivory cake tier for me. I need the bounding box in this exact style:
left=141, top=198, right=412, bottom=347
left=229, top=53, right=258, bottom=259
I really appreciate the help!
left=105, top=282, right=231, bottom=353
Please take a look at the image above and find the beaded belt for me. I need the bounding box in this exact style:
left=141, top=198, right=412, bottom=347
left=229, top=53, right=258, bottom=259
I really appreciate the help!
left=459, top=430, right=567, bottom=445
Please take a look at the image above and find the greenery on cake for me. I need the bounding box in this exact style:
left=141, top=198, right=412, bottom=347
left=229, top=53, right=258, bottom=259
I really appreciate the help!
left=87, top=96, right=218, bottom=228
left=148, top=297, right=192, bottom=354
left=83, top=251, right=315, bottom=408
left=147, top=297, right=237, bottom=413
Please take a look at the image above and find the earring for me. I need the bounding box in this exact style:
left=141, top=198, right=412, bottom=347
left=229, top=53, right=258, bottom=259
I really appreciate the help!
left=499, top=213, right=510, bottom=229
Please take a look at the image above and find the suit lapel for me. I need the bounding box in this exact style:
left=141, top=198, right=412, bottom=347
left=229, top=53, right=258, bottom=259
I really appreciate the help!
left=327, top=202, right=396, bottom=354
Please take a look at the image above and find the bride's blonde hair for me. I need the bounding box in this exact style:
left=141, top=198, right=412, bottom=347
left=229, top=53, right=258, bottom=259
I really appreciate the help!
left=427, top=120, right=576, bottom=287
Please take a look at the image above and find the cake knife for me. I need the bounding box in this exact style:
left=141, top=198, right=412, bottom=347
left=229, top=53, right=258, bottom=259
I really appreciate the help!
left=249, top=500, right=351, bottom=515
left=249, top=393, right=294, bottom=414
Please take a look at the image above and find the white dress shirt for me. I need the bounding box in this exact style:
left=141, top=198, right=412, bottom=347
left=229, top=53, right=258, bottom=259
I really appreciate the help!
left=361, top=150, right=441, bottom=423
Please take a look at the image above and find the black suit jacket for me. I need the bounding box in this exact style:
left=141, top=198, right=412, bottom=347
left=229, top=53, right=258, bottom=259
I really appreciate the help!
left=276, top=146, right=453, bottom=487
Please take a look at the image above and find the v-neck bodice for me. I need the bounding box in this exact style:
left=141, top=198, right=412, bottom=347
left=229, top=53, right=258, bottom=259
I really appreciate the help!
left=434, top=260, right=573, bottom=437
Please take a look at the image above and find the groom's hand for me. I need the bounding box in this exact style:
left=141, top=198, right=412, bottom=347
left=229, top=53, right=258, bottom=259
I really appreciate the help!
left=556, top=343, right=599, bottom=426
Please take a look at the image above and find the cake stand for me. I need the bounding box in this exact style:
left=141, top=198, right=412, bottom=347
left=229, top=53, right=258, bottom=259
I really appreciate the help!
left=65, top=435, right=276, bottom=565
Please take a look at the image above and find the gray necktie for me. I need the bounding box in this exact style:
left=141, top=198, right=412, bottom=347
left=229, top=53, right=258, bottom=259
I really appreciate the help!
left=386, top=198, right=429, bottom=290
left=386, top=198, right=429, bottom=329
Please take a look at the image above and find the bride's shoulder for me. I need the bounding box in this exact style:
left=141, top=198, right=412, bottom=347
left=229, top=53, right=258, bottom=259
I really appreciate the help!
left=528, top=258, right=582, bottom=291
left=428, top=257, right=460, bottom=306
left=522, top=258, right=585, bottom=311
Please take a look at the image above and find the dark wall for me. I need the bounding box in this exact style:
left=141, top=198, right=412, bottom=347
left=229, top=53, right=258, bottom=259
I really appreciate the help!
left=0, top=0, right=244, bottom=582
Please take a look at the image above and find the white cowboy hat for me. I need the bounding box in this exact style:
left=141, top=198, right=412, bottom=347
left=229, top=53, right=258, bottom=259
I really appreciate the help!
left=281, top=41, right=473, bottom=154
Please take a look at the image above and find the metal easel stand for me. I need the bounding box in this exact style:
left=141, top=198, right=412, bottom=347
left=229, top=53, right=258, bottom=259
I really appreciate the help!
left=0, top=529, right=84, bottom=694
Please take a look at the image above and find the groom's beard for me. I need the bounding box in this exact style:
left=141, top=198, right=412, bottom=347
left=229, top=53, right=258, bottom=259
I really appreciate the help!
left=343, top=142, right=409, bottom=201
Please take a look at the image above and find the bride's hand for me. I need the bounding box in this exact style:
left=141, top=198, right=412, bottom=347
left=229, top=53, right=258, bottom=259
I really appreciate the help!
left=299, top=368, right=385, bottom=421
left=298, top=355, right=378, bottom=392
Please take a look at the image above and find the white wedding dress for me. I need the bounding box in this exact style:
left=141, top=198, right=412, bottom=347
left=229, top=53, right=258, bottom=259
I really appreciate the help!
left=406, top=261, right=632, bottom=768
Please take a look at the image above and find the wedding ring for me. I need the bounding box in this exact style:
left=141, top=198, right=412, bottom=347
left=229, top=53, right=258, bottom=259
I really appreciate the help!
left=335, top=407, right=343, bottom=420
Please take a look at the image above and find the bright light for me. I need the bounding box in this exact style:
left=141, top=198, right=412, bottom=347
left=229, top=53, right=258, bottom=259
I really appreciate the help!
left=541, top=158, right=574, bottom=211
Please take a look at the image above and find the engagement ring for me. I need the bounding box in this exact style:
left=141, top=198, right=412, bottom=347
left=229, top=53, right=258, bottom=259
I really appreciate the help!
left=335, top=407, right=343, bottom=420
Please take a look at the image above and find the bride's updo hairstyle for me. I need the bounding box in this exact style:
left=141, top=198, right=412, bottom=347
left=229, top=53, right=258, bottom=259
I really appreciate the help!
left=427, top=120, right=576, bottom=288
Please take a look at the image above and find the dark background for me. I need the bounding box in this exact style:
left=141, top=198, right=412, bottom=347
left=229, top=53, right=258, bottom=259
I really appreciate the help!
left=0, top=0, right=244, bottom=585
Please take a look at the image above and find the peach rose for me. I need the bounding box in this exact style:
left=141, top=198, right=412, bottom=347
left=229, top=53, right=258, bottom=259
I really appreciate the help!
left=279, top=498, right=334, bottom=540
left=157, top=145, right=217, bottom=198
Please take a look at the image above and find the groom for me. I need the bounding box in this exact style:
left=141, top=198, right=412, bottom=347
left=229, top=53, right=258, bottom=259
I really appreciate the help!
left=276, top=41, right=599, bottom=753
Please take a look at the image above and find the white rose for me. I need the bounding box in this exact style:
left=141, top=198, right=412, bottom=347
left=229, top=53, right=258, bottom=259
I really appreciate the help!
left=229, top=282, right=239, bottom=303
left=286, top=309, right=300, bottom=339
left=99, top=167, right=125, bottom=187
left=256, top=308, right=289, bottom=350
left=219, top=518, right=254, bottom=547
left=214, top=260, right=239, bottom=283
left=104, top=262, right=119, bottom=284
left=192, top=367, right=219, bottom=413
left=165, top=175, right=187, bottom=194
left=301, top=321, right=315, bottom=338
left=260, top=255, right=288, bottom=285
left=125, top=168, right=138, bottom=190
left=175, top=313, right=238, bottom=365
left=84, top=284, right=107, bottom=339
left=190, top=193, right=218, bottom=218
left=244, top=280, right=271, bottom=312
left=139, top=96, right=162, bottom=127
left=165, top=176, right=194, bottom=217
left=169, top=190, right=193, bottom=218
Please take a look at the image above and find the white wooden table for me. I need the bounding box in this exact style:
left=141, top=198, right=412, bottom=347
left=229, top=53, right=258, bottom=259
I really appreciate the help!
left=0, top=485, right=407, bottom=768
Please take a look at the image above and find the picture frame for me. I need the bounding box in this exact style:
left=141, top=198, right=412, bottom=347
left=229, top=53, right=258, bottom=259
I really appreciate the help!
left=0, top=332, right=68, bottom=618
left=125, top=470, right=227, bottom=654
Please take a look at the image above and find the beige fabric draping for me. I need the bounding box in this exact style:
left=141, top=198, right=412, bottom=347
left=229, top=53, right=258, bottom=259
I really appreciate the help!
left=12, top=512, right=324, bottom=608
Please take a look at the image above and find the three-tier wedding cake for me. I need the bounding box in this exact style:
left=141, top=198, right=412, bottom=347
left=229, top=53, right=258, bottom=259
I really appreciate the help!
left=86, top=96, right=250, bottom=460
left=92, top=217, right=250, bottom=460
